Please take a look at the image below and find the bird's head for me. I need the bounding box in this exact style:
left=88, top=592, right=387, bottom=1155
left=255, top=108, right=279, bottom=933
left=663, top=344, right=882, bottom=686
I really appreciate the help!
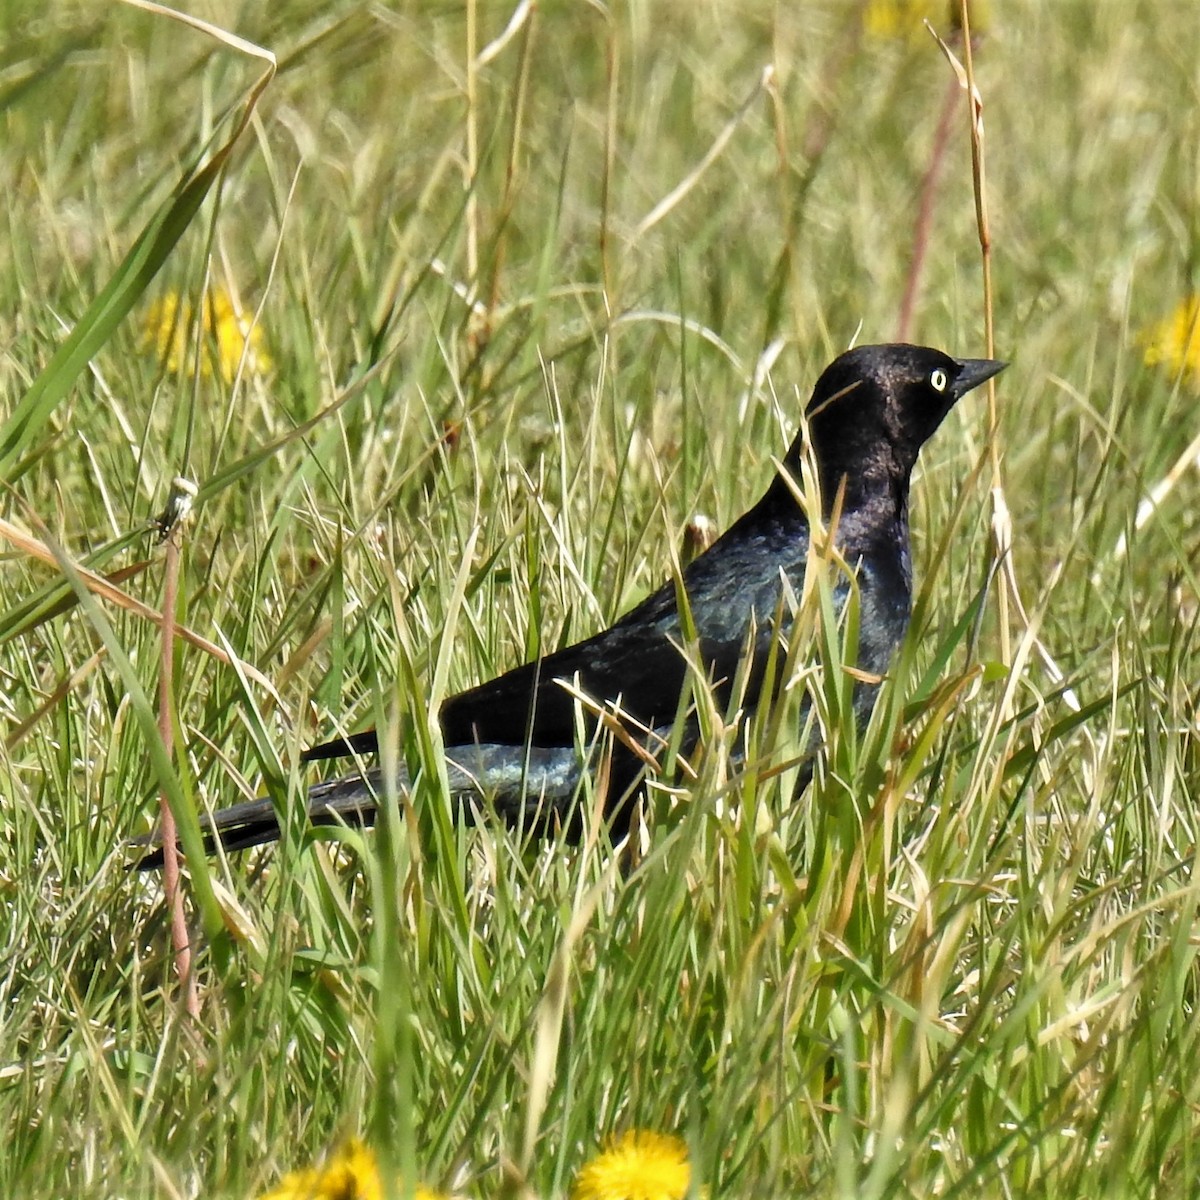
left=799, top=343, right=1006, bottom=502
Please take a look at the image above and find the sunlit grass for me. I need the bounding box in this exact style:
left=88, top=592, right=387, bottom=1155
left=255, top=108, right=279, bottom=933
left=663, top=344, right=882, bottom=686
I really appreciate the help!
left=1, top=1, right=1199, bottom=1198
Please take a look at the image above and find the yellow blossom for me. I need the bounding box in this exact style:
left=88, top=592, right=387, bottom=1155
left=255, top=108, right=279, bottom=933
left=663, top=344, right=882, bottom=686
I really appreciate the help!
left=571, top=1130, right=696, bottom=1200
left=142, top=287, right=271, bottom=383
left=254, top=1138, right=446, bottom=1200
left=1142, top=296, right=1200, bottom=388
left=863, top=0, right=989, bottom=41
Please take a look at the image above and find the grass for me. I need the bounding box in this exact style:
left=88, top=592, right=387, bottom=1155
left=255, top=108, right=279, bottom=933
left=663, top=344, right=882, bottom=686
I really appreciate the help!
left=2, top=0, right=1200, bottom=1196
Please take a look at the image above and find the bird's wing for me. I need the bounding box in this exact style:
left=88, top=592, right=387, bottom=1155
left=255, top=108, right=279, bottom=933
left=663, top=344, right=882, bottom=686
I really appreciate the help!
left=301, top=576, right=687, bottom=761
left=441, top=509, right=816, bottom=747
left=439, top=577, right=689, bottom=746
left=306, top=504, right=812, bottom=760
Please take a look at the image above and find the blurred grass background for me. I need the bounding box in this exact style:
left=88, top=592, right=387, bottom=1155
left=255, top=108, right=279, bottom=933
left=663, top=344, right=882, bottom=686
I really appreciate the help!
left=2, top=0, right=1200, bottom=1196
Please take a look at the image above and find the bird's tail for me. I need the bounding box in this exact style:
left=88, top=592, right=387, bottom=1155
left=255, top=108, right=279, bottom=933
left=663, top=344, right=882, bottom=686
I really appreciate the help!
left=132, top=743, right=589, bottom=869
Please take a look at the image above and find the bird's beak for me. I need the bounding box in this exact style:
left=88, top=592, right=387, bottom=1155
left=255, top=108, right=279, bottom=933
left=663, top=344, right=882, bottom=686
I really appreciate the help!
left=954, top=357, right=1007, bottom=396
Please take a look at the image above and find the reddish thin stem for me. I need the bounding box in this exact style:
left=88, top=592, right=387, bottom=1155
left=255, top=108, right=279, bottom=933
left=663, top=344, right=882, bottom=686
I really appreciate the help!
left=158, top=534, right=199, bottom=1019
left=897, top=72, right=959, bottom=342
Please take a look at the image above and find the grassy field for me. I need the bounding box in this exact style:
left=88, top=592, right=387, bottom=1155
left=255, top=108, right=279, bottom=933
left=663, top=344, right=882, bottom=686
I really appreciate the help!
left=3, top=1, right=1200, bottom=1196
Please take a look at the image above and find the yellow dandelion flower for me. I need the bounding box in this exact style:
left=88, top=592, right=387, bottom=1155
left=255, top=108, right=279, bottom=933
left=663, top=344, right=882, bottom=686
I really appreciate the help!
left=863, top=0, right=989, bottom=41
left=254, top=1138, right=446, bottom=1200
left=142, top=287, right=271, bottom=384
left=572, top=1130, right=696, bottom=1200
left=1142, top=295, right=1200, bottom=388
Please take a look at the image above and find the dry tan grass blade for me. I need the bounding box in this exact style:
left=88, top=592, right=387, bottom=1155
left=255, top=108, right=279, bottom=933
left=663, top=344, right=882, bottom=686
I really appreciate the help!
left=0, top=515, right=281, bottom=702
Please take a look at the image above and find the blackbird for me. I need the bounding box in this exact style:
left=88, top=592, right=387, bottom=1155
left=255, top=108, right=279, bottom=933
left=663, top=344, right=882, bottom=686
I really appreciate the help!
left=139, top=343, right=1004, bottom=862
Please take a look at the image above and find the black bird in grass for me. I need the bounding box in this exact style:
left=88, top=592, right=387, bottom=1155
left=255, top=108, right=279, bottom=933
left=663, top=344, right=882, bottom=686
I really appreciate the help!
left=140, top=343, right=1004, bottom=863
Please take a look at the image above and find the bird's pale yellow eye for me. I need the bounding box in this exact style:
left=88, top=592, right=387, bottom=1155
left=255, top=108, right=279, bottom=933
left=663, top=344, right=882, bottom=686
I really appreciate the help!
left=930, top=368, right=948, bottom=392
